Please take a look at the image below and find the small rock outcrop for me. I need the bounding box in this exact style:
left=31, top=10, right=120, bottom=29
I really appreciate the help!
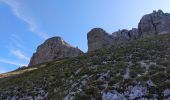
left=87, top=28, right=114, bottom=51
left=138, top=10, right=170, bottom=37
left=29, top=37, right=83, bottom=66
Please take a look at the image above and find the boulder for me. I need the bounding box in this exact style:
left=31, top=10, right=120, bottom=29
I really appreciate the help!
left=138, top=10, right=170, bottom=37
left=29, top=37, right=83, bottom=66
left=87, top=28, right=114, bottom=51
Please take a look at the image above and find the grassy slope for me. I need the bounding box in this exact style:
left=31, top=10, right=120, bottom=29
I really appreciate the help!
left=0, top=34, right=170, bottom=99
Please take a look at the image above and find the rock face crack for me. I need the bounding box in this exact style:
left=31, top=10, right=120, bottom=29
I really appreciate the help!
left=138, top=10, right=170, bottom=37
left=150, top=15, right=157, bottom=34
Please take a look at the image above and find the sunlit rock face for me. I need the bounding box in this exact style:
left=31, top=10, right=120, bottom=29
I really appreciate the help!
left=138, top=10, right=170, bottom=37
left=29, top=37, right=83, bottom=66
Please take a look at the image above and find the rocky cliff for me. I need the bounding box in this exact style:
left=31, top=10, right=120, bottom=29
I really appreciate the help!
left=138, top=10, right=170, bottom=37
left=87, top=28, right=141, bottom=52
left=87, top=28, right=114, bottom=51
left=29, top=10, right=170, bottom=63
left=88, top=10, right=170, bottom=51
left=29, top=37, right=83, bottom=66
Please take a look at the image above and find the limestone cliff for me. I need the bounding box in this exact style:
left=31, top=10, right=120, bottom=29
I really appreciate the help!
left=29, top=37, right=83, bottom=66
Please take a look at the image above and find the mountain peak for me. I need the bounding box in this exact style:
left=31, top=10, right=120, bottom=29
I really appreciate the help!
left=43, top=36, right=73, bottom=48
left=29, top=36, right=83, bottom=66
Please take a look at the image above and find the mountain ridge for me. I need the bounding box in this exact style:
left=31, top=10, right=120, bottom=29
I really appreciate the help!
left=29, top=10, right=170, bottom=66
left=88, top=10, right=170, bottom=52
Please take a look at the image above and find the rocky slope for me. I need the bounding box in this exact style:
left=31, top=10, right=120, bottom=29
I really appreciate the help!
left=0, top=34, right=170, bottom=100
left=88, top=10, right=170, bottom=51
left=29, top=37, right=83, bottom=66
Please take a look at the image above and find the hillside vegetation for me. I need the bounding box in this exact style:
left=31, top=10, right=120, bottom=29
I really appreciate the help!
left=0, top=34, right=170, bottom=100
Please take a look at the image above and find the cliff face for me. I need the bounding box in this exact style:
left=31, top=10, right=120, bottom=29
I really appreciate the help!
left=29, top=37, right=83, bottom=66
left=88, top=10, right=170, bottom=51
left=87, top=28, right=114, bottom=52
left=138, top=10, right=170, bottom=36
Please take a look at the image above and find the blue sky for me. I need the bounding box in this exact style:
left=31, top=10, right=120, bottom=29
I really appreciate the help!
left=0, top=0, right=170, bottom=73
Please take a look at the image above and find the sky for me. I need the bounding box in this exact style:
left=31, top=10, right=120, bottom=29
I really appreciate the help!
left=0, top=0, right=170, bottom=73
